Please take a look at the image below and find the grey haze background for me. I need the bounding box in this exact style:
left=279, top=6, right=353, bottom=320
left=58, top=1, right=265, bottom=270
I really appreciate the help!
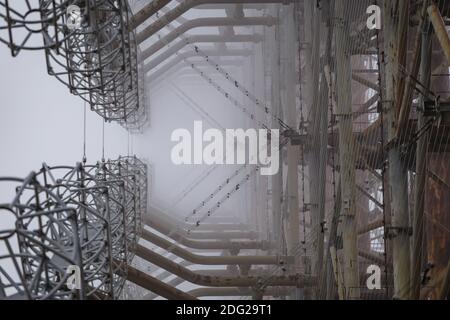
left=0, top=2, right=269, bottom=229
left=0, top=1, right=273, bottom=301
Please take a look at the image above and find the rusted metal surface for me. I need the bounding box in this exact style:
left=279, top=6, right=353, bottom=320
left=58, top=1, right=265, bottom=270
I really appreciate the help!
left=425, top=153, right=450, bottom=299
left=428, top=4, right=450, bottom=65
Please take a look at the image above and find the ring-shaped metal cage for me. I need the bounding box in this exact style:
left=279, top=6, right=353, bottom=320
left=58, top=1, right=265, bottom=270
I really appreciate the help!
left=45, top=2, right=127, bottom=100
left=117, top=156, right=147, bottom=218
left=100, top=160, right=138, bottom=263
left=85, top=162, right=128, bottom=297
left=44, top=1, right=141, bottom=123
left=87, top=14, right=140, bottom=122
left=0, top=156, right=145, bottom=300
left=0, top=0, right=76, bottom=57
left=1, top=1, right=148, bottom=131
left=0, top=173, right=83, bottom=300
left=34, top=163, right=118, bottom=299
left=118, top=52, right=149, bottom=133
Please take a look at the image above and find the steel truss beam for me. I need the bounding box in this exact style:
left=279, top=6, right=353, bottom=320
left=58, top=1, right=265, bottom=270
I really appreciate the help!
left=144, top=34, right=263, bottom=72
left=134, top=0, right=291, bottom=44
left=139, top=16, right=276, bottom=61
left=133, top=244, right=315, bottom=288
left=141, top=229, right=293, bottom=266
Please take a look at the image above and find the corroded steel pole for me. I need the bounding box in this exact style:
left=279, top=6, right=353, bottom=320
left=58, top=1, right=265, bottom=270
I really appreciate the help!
left=428, top=4, right=450, bottom=65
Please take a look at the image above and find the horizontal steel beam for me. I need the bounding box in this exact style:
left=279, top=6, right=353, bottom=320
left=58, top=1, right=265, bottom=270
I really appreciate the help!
left=141, top=229, right=293, bottom=265
left=352, top=73, right=380, bottom=92
left=136, top=0, right=291, bottom=43
left=143, top=34, right=263, bottom=69
left=150, top=60, right=243, bottom=84
left=151, top=206, right=251, bottom=232
left=139, top=16, right=276, bottom=60
left=188, top=287, right=289, bottom=298
left=358, top=218, right=384, bottom=235
left=149, top=213, right=257, bottom=240
left=147, top=49, right=251, bottom=81
left=196, top=4, right=267, bottom=9
left=133, top=244, right=315, bottom=287
left=130, top=0, right=173, bottom=29
left=126, top=265, right=197, bottom=300
left=172, top=66, right=243, bottom=82
left=143, top=215, right=273, bottom=250
left=143, top=277, right=186, bottom=300
left=358, top=249, right=385, bottom=265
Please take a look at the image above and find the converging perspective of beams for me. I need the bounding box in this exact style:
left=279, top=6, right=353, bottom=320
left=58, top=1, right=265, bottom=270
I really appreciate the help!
left=0, top=0, right=450, bottom=302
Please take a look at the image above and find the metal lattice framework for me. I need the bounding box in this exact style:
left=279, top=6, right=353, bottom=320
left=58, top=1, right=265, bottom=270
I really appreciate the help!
left=0, top=0, right=149, bottom=131
left=118, top=50, right=150, bottom=133
left=102, top=156, right=147, bottom=261
left=44, top=1, right=140, bottom=121
left=35, top=163, right=121, bottom=299
left=0, top=156, right=148, bottom=300
left=0, top=0, right=73, bottom=57
left=0, top=173, right=83, bottom=300
left=118, top=156, right=148, bottom=224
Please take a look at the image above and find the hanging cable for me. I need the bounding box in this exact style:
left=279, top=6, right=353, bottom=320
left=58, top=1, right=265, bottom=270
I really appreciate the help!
left=190, top=45, right=293, bottom=131
left=127, top=131, right=130, bottom=157
left=83, top=101, right=87, bottom=164
left=102, top=119, right=105, bottom=162
left=145, top=12, right=294, bottom=132
left=373, top=2, right=390, bottom=297
left=131, top=134, right=134, bottom=156
left=185, top=138, right=290, bottom=229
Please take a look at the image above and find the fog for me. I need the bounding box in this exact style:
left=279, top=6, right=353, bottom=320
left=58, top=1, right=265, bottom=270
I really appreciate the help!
left=0, top=0, right=283, bottom=301
left=0, top=3, right=268, bottom=228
